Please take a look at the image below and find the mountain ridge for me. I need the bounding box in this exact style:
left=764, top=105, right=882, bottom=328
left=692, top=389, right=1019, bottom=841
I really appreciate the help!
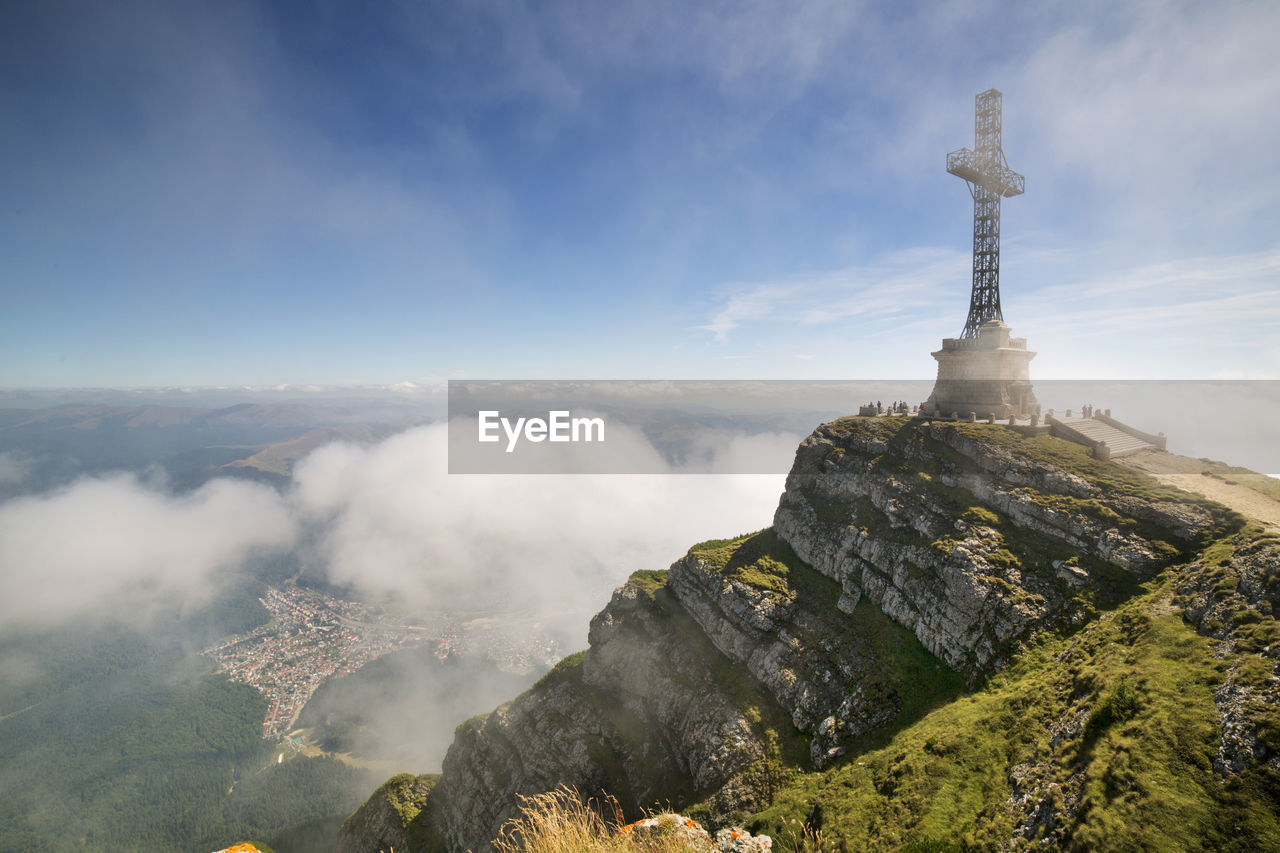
left=339, top=416, right=1279, bottom=852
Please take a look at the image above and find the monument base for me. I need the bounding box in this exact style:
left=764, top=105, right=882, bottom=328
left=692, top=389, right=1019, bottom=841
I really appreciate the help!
left=923, top=319, right=1037, bottom=419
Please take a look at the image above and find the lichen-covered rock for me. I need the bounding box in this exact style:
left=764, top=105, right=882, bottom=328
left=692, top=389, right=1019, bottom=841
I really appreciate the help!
left=618, top=814, right=713, bottom=851
left=614, top=813, right=772, bottom=853
left=714, top=826, right=773, bottom=853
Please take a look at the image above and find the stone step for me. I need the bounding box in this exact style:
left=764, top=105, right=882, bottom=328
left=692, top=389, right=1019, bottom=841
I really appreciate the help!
left=1055, top=417, right=1154, bottom=457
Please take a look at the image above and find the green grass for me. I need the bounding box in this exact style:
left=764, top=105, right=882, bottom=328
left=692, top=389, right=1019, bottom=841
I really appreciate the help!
left=820, top=416, right=914, bottom=443
left=836, top=599, right=967, bottom=751
left=749, top=578, right=1280, bottom=852
left=530, top=650, right=590, bottom=692
left=625, top=569, right=670, bottom=600
left=686, top=532, right=764, bottom=553
left=377, top=773, right=438, bottom=828
left=962, top=505, right=1002, bottom=527
left=688, top=528, right=839, bottom=605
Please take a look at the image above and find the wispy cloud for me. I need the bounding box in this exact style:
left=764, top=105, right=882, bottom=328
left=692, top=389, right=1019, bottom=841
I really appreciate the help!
left=698, top=247, right=968, bottom=344
left=1016, top=248, right=1280, bottom=377
left=694, top=241, right=1280, bottom=379
left=696, top=284, right=800, bottom=342
left=1013, top=1, right=1280, bottom=247
left=1020, top=248, right=1280, bottom=334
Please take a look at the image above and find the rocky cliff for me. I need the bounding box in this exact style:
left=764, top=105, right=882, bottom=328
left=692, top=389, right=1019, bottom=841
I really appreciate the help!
left=773, top=418, right=1225, bottom=677
left=336, top=773, right=437, bottom=853
left=341, top=417, right=1279, bottom=853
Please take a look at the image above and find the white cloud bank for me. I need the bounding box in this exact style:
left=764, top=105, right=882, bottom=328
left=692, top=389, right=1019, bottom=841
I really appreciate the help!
left=0, top=475, right=295, bottom=633
left=292, top=424, right=787, bottom=637
left=0, top=425, right=787, bottom=641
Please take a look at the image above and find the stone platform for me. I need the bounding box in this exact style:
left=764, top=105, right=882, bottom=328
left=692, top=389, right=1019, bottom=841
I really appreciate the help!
left=922, top=319, right=1036, bottom=419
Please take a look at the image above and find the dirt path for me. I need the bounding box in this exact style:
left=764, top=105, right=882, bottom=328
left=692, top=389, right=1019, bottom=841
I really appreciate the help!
left=1151, top=474, right=1280, bottom=531
left=1117, top=448, right=1280, bottom=531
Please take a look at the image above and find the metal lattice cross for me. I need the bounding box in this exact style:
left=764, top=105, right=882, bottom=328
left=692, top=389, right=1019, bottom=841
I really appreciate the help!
left=946, top=89, right=1025, bottom=339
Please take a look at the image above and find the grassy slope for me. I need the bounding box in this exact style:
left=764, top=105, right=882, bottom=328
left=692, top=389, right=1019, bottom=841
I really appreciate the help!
left=751, top=576, right=1280, bottom=852
left=734, top=421, right=1275, bottom=852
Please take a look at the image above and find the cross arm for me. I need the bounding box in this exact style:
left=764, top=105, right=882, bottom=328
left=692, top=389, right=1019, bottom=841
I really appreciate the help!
left=946, top=148, right=1025, bottom=197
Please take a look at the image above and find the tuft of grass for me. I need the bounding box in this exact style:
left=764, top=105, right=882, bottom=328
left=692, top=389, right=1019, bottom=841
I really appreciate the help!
left=491, top=787, right=711, bottom=853
left=1084, top=677, right=1142, bottom=736
left=777, top=823, right=840, bottom=853
left=961, top=506, right=1001, bottom=527
left=686, top=532, right=763, bottom=553
left=821, top=417, right=913, bottom=443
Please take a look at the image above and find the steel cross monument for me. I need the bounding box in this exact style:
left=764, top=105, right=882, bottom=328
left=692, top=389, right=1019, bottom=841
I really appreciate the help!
left=947, top=88, right=1024, bottom=339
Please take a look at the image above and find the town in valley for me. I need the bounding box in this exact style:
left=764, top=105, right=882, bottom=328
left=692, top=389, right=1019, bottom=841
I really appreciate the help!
left=202, top=582, right=562, bottom=742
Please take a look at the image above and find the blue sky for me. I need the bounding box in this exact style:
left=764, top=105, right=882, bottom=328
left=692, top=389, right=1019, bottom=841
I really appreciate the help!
left=2, top=0, right=1278, bottom=387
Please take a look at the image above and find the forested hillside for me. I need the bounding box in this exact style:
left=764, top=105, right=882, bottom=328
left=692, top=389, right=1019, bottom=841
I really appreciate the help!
left=0, top=583, right=375, bottom=852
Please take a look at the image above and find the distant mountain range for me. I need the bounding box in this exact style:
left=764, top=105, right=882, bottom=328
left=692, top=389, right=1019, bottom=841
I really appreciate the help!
left=0, top=402, right=430, bottom=496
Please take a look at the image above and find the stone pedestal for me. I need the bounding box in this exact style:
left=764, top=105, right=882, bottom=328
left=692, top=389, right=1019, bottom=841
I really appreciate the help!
left=923, top=319, right=1037, bottom=419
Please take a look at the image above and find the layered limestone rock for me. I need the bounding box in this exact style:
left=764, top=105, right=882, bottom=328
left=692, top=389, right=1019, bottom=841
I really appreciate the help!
left=774, top=418, right=1223, bottom=678
left=423, top=518, right=975, bottom=852
left=427, top=578, right=776, bottom=853
left=666, top=533, right=955, bottom=767
left=345, top=417, right=1239, bottom=853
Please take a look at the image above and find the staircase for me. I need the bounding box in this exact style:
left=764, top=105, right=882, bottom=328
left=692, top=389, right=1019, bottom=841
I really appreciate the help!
left=1054, top=416, right=1155, bottom=457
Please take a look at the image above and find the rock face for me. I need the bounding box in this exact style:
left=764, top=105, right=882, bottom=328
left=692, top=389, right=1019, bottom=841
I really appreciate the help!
left=336, top=773, right=436, bottom=853
left=664, top=532, right=953, bottom=768
left=345, top=417, right=1238, bottom=853
left=429, top=578, right=773, bottom=853
left=1176, top=528, right=1280, bottom=775
left=774, top=418, right=1220, bottom=678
